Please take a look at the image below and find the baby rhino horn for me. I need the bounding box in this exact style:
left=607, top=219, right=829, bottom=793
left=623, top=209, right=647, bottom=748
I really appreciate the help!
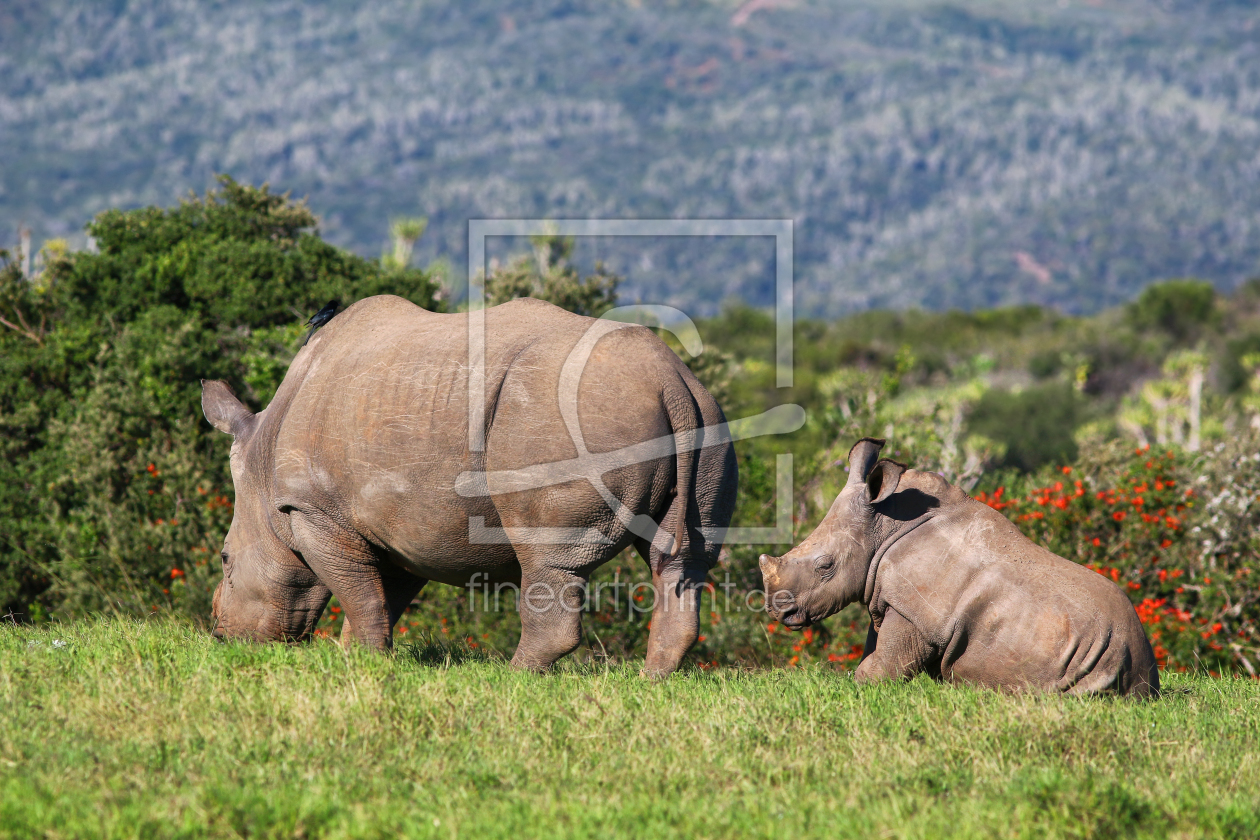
left=846, top=437, right=886, bottom=486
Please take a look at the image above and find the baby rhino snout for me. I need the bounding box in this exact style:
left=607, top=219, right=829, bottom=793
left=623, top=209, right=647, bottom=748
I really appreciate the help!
left=759, top=554, right=805, bottom=626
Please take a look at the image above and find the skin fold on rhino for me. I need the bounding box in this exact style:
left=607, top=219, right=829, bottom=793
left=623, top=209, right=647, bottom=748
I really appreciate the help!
left=201, top=295, right=737, bottom=676
left=759, top=438, right=1159, bottom=697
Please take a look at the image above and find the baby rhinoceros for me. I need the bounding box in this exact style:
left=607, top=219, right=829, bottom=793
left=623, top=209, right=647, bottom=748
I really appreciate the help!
left=760, top=438, right=1159, bottom=697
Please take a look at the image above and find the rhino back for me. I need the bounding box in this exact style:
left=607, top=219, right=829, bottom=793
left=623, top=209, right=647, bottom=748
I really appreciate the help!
left=875, top=490, right=1157, bottom=694
left=264, top=296, right=699, bottom=583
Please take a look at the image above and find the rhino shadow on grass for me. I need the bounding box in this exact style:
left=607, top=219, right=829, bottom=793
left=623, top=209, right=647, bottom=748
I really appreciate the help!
left=760, top=438, right=1160, bottom=697
left=397, top=633, right=501, bottom=668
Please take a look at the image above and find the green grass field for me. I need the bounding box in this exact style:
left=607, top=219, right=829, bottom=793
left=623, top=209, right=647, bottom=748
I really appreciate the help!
left=2, top=620, right=1258, bottom=840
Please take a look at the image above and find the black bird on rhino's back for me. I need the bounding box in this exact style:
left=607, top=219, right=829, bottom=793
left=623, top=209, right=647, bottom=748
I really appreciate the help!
left=302, top=299, right=339, bottom=346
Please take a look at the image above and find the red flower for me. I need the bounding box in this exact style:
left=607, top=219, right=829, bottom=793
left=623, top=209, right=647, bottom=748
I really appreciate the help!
left=1113, top=511, right=1127, bottom=522
left=170, top=569, right=184, bottom=579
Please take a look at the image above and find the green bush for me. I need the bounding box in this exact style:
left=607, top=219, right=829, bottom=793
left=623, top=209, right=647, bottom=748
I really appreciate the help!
left=1125, top=279, right=1219, bottom=341
left=484, top=234, right=619, bottom=318
left=0, top=177, right=440, bottom=619
left=967, top=382, right=1081, bottom=472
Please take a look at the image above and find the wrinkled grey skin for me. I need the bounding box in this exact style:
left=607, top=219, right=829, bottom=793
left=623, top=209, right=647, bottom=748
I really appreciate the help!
left=760, top=438, right=1159, bottom=697
left=202, top=295, right=736, bottom=675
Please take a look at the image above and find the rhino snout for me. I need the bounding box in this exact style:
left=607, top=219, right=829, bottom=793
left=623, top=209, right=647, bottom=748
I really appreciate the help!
left=758, top=553, right=779, bottom=587
left=778, top=606, right=810, bottom=629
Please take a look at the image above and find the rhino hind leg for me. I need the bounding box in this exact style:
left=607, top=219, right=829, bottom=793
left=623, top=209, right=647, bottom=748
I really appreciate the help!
left=642, top=553, right=706, bottom=679
left=510, top=560, right=589, bottom=673
left=854, top=608, right=935, bottom=685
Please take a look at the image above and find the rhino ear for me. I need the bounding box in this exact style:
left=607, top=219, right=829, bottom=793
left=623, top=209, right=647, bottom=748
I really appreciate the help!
left=201, top=379, right=254, bottom=437
left=846, top=437, right=886, bottom=486
left=866, top=459, right=906, bottom=505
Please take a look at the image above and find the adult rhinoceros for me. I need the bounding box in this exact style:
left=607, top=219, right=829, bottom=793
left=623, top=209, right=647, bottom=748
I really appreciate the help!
left=759, top=438, right=1159, bottom=696
left=201, top=295, right=737, bottom=675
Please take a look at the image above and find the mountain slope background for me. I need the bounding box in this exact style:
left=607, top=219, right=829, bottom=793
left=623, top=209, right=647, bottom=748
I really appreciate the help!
left=3, top=0, right=1260, bottom=315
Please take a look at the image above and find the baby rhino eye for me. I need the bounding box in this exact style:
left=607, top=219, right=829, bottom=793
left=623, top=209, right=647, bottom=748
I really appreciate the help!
left=815, top=555, right=836, bottom=574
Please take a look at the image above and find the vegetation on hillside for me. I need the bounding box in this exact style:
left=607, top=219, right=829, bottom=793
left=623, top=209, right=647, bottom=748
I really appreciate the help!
left=4, top=0, right=1260, bottom=314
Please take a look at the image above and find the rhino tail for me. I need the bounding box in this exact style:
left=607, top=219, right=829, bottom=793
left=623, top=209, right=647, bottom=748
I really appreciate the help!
left=660, top=378, right=701, bottom=565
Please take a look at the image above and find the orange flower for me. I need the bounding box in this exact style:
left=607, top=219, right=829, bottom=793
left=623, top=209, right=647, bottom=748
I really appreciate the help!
left=1113, top=511, right=1126, bottom=522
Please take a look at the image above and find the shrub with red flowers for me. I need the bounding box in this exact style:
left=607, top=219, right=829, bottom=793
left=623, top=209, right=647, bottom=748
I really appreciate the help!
left=975, top=437, right=1260, bottom=676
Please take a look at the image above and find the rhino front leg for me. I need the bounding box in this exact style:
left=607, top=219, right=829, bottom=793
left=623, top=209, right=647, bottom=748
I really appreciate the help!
left=854, top=608, right=934, bottom=684
left=340, top=571, right=427, bottom=649
left=290, top=511, right=423, bottom=651
left=860, top=621, right=878, bottom=661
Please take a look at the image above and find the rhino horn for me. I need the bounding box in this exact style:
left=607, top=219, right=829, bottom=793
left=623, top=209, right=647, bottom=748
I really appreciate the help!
left=845, top=437, right=886, bottom=486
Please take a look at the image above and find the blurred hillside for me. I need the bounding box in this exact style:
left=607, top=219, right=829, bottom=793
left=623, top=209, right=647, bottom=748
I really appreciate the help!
left=3, top=0, right=1260, bottom=315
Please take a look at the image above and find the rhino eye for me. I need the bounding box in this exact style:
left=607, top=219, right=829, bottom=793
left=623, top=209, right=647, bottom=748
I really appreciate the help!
left=815, top=556, right=836, bottom=575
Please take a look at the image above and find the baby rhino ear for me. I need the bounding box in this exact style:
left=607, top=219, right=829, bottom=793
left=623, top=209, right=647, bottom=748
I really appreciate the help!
left=866, top=459, right=906, bottom=505
left=201, top=379, right=255, bottom=437
left=845, top=437, right=886, bottom=487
